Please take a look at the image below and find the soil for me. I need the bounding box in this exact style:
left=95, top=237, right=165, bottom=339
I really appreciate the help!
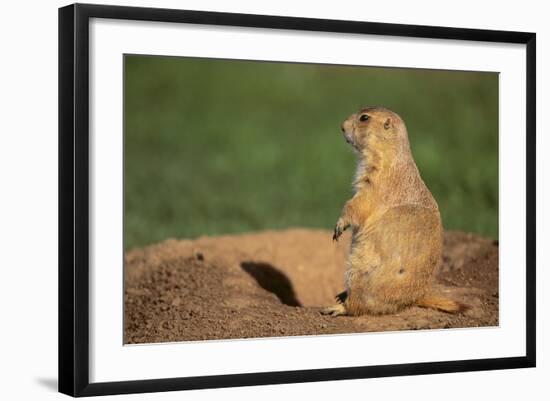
left=124, top=229, right=499, bottom=344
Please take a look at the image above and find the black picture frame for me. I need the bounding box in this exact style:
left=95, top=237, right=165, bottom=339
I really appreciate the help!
left=58, top=3, right=536, bottom=397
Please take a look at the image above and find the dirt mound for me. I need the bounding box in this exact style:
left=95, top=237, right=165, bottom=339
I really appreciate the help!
left=124, top=229, right=498, bottom=343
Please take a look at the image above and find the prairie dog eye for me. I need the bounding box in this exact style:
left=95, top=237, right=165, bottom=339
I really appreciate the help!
left=359, top=114, right=370, bottom=122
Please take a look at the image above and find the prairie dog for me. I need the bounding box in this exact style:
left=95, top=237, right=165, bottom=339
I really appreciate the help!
left=322, top=106, right=466, bottom=316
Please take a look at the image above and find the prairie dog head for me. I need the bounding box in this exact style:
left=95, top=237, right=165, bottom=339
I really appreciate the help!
left=340, top=106, right=410, bottom=158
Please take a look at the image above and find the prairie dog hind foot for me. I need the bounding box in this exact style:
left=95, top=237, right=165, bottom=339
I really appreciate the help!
left=320, top=303, right=346, bottom=317
left=320, top=291, right=348, bottom=316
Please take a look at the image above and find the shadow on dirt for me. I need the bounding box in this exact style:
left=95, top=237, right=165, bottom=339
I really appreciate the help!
left=240, top=261, right=302, bottom=307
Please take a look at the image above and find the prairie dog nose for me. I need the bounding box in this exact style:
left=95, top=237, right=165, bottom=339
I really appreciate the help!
left=341, top=118, right=353, bottom=134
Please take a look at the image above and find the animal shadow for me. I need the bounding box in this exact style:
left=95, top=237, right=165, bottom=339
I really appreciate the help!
left=240, top=261, right=302, bottom=307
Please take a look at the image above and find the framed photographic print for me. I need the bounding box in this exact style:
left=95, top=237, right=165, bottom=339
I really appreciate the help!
left=58, top=3, right=536, bottom=397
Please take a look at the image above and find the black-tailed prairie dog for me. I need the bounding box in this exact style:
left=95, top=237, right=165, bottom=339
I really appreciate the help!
left=323, top=106, right=467, bottom=317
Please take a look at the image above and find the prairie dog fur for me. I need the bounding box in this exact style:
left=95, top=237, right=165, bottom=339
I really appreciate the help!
left=322, top=106, right=466, bottom=316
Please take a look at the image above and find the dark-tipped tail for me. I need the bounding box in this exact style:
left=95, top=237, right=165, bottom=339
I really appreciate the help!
left=416, top=294, right=469, bottom=314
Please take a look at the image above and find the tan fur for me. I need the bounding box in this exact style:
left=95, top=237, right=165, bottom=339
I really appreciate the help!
left=416, top=294, right=469, bottom=314
left=322, top=106, right=466, bottom=317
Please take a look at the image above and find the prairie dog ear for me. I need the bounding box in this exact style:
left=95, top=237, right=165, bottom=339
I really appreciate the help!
left=384, top=118, right=392, bottom=130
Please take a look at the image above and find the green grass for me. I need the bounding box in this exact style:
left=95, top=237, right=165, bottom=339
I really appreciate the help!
left=124, top=55, right=498, bottom=249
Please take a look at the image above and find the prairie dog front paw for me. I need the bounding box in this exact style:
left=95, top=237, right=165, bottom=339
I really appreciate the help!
left=333, top=219, right=348, bottom=241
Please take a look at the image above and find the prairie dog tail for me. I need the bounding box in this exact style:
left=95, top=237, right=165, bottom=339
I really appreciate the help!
left=416, top=294, right=468, bottom=314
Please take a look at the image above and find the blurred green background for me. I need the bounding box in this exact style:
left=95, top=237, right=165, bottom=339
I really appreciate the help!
left=124, top=55, right=498, bottom=250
